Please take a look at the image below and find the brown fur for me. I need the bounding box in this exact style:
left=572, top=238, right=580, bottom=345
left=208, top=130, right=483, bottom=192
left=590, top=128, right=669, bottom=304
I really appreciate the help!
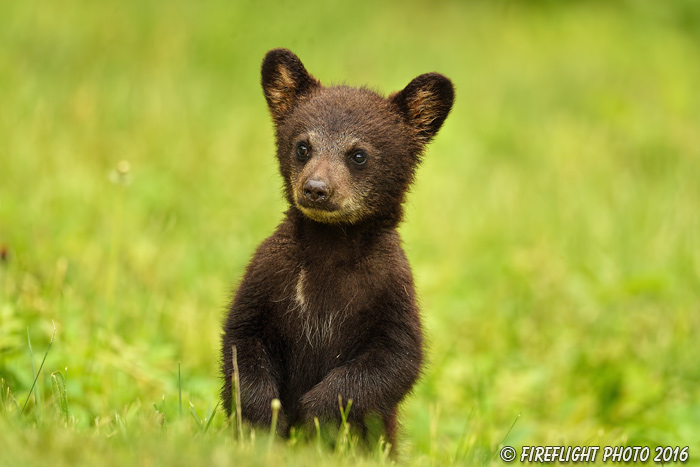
left=221, top=48, right=454, bottom=452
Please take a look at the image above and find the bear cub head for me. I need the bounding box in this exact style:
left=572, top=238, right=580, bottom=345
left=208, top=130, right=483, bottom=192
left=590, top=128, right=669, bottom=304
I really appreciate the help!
left=262, top=48, right=454, bottom=225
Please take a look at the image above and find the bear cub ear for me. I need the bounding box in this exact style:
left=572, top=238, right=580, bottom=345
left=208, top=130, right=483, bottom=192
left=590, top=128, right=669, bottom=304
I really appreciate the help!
left=390, top=73, right=454, bottom=145
left=261, top=49, right=321, bottom=125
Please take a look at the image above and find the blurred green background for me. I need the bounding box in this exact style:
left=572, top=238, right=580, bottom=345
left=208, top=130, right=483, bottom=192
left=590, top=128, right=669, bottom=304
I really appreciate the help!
left=1, top=0, right=699, bottom=464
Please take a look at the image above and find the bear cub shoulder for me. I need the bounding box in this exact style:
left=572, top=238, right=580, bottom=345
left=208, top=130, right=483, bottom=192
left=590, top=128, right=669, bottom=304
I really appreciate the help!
left=221, top=48, right=454, bottom=450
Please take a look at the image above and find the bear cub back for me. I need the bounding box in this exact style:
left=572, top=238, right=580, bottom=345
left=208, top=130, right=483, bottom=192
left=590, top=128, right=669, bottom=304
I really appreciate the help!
left=221, top=48, right=454, bottom=451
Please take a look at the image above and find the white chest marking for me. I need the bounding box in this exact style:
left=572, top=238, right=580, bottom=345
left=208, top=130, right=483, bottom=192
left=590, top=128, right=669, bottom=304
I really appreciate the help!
left=295, top=269, right=307, bottom=309
left=292, top=268, right=330, bottom=346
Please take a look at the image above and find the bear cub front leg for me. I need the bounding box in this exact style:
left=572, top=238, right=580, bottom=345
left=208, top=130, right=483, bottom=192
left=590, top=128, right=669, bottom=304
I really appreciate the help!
left=221, top=305, right=288, bottom=433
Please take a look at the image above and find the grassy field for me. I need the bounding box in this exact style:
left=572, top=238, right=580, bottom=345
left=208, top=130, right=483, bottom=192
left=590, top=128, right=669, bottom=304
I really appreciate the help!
left=1, top=0, right=699, bottom=465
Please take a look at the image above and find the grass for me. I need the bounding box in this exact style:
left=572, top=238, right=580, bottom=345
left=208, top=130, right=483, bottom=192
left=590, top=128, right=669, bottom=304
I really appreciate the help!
left=1, top=0, right=700, bottom=465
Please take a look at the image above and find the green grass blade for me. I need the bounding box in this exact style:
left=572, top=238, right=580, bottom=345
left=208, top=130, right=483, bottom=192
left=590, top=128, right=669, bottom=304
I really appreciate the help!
left=1, top=378, right=12, bottom=413
left=314, top=416, right=322, bottom=453
left=189, top=401, right=202, bottom=427
left=491, top=413, right=521, bottom=462
left=335, top=396, right=353, bottom=455
left=50, top=371, right=69, bottom=424
left=26, top=328, right=42, bottom=418
left=21, top=321, right=56, bottom=415
left=269, top=398, right=280, bottom=440
left=204, top=401, right=219, bottom=433
left=231, top=346, right=243, bottom=440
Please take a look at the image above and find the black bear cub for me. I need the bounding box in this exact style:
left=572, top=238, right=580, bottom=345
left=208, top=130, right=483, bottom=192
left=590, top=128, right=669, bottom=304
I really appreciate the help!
left=221, top=49, right=454, bottom=449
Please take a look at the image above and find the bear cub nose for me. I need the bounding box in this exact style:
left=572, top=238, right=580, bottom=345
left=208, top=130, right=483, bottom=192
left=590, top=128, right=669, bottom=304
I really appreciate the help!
left=303, top=179, right=330, bottom=202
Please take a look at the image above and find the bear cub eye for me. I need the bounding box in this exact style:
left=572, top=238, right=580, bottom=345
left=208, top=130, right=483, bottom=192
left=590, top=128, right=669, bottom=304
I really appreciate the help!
left=296, top=142, right=310, bottom=162
left=350, top=151, right=368, bottom=166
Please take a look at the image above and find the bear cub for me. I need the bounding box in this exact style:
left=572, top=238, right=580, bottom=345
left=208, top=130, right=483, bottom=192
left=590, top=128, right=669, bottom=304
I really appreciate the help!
left=221, top=48, right=454, bottom=449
